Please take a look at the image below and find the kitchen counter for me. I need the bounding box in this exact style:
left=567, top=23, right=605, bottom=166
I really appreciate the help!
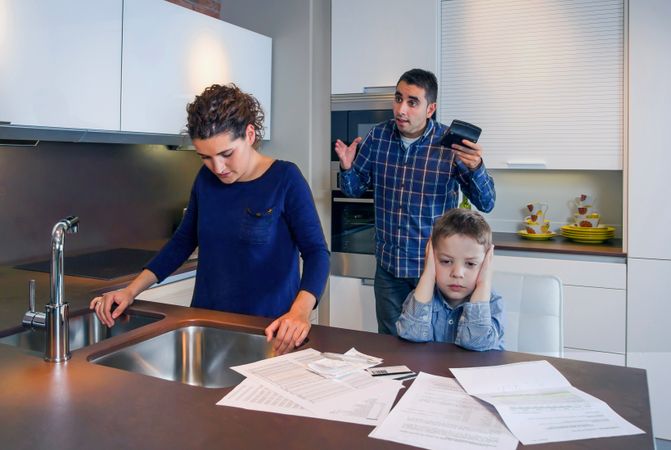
left=0, top=239, right=196, bottom=331
left=0, top=300, right=654, bottom=450
left=332, top=232, right=624, bottom=279
left=492, top=232, right=625, bottom=258
left=0, top=241, right=650, bottom=449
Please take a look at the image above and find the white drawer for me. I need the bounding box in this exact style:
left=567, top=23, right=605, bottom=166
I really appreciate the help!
left=493, top=254, right=626, bottom=289
left=563, top=286, right=626, bottom=354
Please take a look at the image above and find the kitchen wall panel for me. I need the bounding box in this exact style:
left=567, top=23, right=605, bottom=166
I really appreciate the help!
left=0, top=143, right=201, bottom=265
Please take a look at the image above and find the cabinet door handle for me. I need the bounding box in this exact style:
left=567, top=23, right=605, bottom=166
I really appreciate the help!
left=506, top=160, right=547, bottom=169
left=361, top=278, right=375, bottom=286
left=333, top=198, right=374, bottom=204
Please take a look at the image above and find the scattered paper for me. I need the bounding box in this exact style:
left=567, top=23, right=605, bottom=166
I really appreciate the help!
left=217, top=376, right=400, bottom=426
left=451, top=360, right=645, bottom=445
left=369, top=372, right=518, bottom=450
left=218, top=348, right=402, bottom=426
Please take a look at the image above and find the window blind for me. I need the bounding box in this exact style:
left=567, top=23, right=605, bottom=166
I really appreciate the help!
left=439, top=0, right=624, bottom=169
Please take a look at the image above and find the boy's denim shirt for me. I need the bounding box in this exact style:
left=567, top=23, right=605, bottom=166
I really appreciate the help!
left=396, top=286, right=504, bottom=351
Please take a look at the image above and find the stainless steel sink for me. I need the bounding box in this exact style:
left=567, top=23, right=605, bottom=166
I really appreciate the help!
left=90, top=326, right=273, bottom=388
left=0, top=310, right=162, bottom=355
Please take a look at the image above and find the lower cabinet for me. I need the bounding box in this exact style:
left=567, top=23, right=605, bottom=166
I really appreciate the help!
left=135, top=274, right=195, bottom=307
left=492, top=252, right=626, bottom=365
left=627, top=258, right=671, bottom=439
left=329, top=275, right=378, bottom=333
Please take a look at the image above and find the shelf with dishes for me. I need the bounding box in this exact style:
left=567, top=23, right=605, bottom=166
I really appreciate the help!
left=517, top=194, right=616, bottom=244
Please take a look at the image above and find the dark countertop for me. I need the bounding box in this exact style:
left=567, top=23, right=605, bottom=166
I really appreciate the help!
left=493, top=232, right=625, bottom=258
left=0, top=302, right=654, bottom=450
left=0, top=239, right=196, bottom=331
left=0, top=238, right=647, bottom=449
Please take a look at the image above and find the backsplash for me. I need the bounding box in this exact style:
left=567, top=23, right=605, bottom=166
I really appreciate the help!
left=0, top=142, right=201, bottom=265
left=480, top=169, right=624, bottom=237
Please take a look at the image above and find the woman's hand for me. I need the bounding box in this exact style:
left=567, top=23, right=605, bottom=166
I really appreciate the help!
left=265, top=291, right=316, bottom=355
left=90, top=288, right=134, bottom=327
left=89, top=269, right=157, bottom=327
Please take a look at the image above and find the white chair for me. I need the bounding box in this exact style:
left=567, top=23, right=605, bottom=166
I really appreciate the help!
left=492, top=271, right=564, bottom=358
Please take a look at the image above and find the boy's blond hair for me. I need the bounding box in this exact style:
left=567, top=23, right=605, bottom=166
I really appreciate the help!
left=431, top=209, right=492, bottom=249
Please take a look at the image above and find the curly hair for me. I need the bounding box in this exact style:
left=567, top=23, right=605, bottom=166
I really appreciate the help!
left=186, top=83, right=265, bottom=148
left=431, top=208, right=492, bottom=250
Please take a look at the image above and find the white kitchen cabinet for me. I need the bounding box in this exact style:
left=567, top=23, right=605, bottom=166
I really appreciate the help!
left=136, top=275, right=195, bottom=307
left=628, top=0, right=671, bottom=439
left=121, top=0, right=272, bottom=137
left=627, top=258, right=671, bottom=440
left=328, top=275, right=377, bottom=333
left=0, top=0, right=122, bottom=130
left=331, top=0, right=438, bottom=94
left=439, top=0, right=624, bottom=171
left=492, top=252, right=626, bottom=364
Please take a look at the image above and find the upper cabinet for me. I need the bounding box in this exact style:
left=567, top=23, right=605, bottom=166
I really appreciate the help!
left=0, top=0, right=271, bottom=141
left=331, top=0, right=438, bottom=95
left=0, top=0, right=122, bottom=130
left=439, top=0, right=624, bottom=170
left=121, top=0, right=272, bottom=138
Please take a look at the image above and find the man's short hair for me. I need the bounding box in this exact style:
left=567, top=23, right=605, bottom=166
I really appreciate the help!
left=397, top=69, right=438, bottom=104
left=431, top=208, right=492, bottom=249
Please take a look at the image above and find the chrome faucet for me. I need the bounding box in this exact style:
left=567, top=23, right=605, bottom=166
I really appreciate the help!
left=22, top=216, right=79, bottom=362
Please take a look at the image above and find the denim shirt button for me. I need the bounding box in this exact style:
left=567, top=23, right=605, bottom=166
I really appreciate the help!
left=448, top=319, right=454, bottom=325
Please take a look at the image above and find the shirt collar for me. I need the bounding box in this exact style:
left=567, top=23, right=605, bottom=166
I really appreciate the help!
left=435, top=285, right=469, bottom=310
left=393, top=118, right=436, bottom=145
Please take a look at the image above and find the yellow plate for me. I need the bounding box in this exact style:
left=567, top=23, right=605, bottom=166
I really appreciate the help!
left=518, top=230, right=556, bottom=240
left=561, top=231, right=615, bottom=237
left=563, top=236, right=612, bottom=244
left=561, top=225, right=616, bottom=234
left=561, top=230, right=614, bottom=237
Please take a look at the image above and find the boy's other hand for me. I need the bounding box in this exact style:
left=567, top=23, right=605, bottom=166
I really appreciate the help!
left=334, top=137, right=362, bottom=171
left=423, top=240, right=436, bottom=279
left=471, top=244, right=494, bottom=302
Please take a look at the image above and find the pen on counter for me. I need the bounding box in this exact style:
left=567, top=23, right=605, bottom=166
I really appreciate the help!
left=321, top=352, right=378, bottom=364
left=371, top=370, right=414, bottom=377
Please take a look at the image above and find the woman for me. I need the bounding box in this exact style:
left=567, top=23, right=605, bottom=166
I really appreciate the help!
left=90, top=84, right=329, bottom=355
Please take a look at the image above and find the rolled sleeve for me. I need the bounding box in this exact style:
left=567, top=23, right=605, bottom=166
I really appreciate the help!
left=396, top=292, right=434, bottom=342
left=455, top=293, right=504, bottom=351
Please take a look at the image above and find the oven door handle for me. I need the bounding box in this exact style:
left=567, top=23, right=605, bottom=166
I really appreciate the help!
left=333, top=197, right=374, bottom=204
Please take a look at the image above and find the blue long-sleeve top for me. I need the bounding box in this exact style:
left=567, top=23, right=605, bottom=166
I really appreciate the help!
left=146, top=160, right=330, bottom=318
left=396, top=286, right=504, bottom=351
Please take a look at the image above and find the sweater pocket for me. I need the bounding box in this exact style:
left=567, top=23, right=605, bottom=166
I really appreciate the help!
left=240, top=207, right=274, bottom=244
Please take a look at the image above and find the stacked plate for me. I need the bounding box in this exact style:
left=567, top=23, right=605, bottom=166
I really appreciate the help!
left=560, top=224, right=615, bottom=244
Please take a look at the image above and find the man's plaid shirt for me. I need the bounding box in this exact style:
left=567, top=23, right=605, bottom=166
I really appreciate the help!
left=340, top=118, right=496, bottom=278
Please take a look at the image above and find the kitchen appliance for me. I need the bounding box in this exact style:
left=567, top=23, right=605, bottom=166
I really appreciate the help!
left=15, top=248, right=157, bottom=280
left=330, top=94, right=394, bottom=279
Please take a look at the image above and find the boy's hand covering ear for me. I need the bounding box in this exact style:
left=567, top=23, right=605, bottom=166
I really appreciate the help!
left=471, top=245, right=494, bottom=303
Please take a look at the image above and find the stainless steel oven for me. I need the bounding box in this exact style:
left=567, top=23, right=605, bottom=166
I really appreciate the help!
left=330, top=94, right=394, bottom=279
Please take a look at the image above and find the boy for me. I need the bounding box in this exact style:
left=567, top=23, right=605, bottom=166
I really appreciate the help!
left=396, top=209, right=504, bottom=351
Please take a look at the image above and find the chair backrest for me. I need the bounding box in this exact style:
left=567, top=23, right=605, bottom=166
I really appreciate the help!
left=492, top=271, right=564, bottom=358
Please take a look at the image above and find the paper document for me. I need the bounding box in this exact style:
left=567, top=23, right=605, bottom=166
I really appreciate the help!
left=369, top=372, right=518, bottom=450
left=221, top=348, right=402, bottom=425
left=451, top=360, right=645, bottom=445
left=217, top=376, right=400, bottom=426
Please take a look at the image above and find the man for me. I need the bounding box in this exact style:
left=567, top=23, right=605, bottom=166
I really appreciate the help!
left=335, top=68, right=495, bottom=335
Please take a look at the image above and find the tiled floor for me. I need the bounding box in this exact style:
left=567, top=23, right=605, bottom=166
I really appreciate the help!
left=657, top=438, right=671, bottom=450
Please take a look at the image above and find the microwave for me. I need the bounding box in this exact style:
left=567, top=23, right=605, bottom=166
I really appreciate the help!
left=330, top=109, right=394, bottom=162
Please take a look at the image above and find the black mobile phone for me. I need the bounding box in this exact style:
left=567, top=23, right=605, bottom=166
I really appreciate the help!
left=440, top=119, right=482, bottom=149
